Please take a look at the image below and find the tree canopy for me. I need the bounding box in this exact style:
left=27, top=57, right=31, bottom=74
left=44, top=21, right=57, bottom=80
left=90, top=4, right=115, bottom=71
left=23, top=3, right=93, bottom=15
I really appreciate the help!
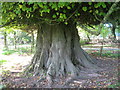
left=1, top=2, right=118, bottom=27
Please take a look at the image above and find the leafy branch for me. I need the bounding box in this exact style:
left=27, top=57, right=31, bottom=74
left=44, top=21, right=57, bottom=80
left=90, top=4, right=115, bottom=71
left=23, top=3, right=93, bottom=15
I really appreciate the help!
left=79, top=1, right=119, bottom=36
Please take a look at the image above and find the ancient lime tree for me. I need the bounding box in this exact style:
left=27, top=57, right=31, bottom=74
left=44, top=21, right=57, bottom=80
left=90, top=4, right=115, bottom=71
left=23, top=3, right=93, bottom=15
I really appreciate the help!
left=1, top=2, right=119, bottom=84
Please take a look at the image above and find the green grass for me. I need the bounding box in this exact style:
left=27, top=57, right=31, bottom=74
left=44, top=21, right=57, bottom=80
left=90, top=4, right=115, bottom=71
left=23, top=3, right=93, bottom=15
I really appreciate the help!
left=87, top=50, right=119, bottom=58
left=2, top=47, right=35, bottom=56
left=108, top=83, right=120, bottom=88
left=82, top=43, right=117, bottom=47
left=17, top=47, right=34, bottom=55
left=2, top=50, right=17, bottom=55
left=0, top=60, right=7, bottom=65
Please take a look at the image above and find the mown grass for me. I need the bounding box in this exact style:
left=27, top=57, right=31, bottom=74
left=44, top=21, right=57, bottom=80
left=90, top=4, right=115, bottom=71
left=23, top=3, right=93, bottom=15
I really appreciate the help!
left=87, top=50, right=119, bottom=59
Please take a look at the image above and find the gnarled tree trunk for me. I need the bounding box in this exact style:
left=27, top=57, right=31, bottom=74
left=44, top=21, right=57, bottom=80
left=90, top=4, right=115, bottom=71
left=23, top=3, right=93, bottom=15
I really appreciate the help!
left=25, top=22, right=98, bottom=85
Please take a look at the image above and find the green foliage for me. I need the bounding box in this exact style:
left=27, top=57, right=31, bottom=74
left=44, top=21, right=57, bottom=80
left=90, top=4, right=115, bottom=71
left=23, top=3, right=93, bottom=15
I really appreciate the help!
left=100, top=26, right=110, bottom=38
left=1, top=2, right=112, bottom=26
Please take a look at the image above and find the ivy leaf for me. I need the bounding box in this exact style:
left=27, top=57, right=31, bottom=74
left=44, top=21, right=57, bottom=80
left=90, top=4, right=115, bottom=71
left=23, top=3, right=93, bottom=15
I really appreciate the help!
left=97, top=3, right=102, bottom=7
left=22, top=5, right=26, bottom=11
left=94, top=4, right=98, bottom=8
left=52, top=14, right=56, bottom=18
left=56, top=12, right=59, bottom=15
left=82, top=7, right=87, bottom=12
left=67, top=6, right=71, bottom=9
left=15, top=10, right=21, bottom=14
left=99, top=12, right=105, bottom=16
left=65, top=22, right=68, bottom=25
left=63, top=10, right=66, bottom=13
left=95, top=10, right=99, bottom=14
left=89, top=10, right=92, bottom=13
left=102, top=3, right=106, bottom=8
left=38, top=3, right=43, bottom=8
left=88, top=2, right=92, bottom=5
left=46, top=9, right=50, bottom=13
left=33, top=4, right=38, bottom=10
left=78, top=13, right=80, bottom=16
left=19, top=5, right=22, bottom=8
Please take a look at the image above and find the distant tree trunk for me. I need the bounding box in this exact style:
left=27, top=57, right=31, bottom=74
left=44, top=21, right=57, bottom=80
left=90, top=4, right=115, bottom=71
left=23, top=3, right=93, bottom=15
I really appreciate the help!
left=26, top=22, right=99, bottom=84
left=111, top=24, right=116, bottom=40
left=3, top=31, right=8, bottom=49
left=100, top=39, right=104, bottom=57
left=13, top=31, right=17, bottom=49
left=31, top=31, right=35, bottom=53
left=87, top=34, right=91, bottom=41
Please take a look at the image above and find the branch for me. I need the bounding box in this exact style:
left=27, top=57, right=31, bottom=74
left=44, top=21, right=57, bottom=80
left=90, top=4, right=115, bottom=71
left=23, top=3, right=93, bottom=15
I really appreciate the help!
left=65, top=5, right=80, bottom=22
left=0, top=20, right=15, bottom=28
left=79, top=1, right=119, bottom=36
left=80, top=25, right=99, bottom=35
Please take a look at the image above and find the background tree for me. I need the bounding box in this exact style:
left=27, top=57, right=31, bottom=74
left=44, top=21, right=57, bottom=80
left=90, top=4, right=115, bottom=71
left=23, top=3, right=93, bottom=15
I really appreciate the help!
left=0, top=27, right=14, bottom=49
left=99, top=25, right=110, bottom=56
left=1, top=2, right=119, bottom=85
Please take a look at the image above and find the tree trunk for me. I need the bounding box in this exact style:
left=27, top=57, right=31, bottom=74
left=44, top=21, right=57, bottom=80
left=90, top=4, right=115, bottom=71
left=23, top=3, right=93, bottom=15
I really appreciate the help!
left=13, top=31, right=17, bottom=49
left=100, top=38, right=104, bottom=57
left=4, top=31, right=8, bottom=49
left=31, top=31, right=35, bottom=53
left=111, top=24, right=116, bottom=40
left=26, top=22, right=98, bottom=84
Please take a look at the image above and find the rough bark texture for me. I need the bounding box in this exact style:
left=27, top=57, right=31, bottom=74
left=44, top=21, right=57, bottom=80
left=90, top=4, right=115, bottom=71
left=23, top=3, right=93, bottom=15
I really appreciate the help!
left=26, top=22, right=99, bottom=84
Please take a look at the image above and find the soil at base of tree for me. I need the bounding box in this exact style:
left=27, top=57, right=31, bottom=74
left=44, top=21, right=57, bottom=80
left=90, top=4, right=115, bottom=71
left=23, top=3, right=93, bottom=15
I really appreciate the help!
left=1, top=57, right=118, bottom=88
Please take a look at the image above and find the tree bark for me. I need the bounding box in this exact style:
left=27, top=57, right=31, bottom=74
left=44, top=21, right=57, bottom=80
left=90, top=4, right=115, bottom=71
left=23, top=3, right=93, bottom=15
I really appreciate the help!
left=25, top=22, right=99, bottom=84
left=3, top=31, right=8, bottom=49
left=13, top=31, right=17, bottom=49
left=111, top=24, right=116, bottom=40
left=31, top=31, right=35, bottom=53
